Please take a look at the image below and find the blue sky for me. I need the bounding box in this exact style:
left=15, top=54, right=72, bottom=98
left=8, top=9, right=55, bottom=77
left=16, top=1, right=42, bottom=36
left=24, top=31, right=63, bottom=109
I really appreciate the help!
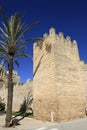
left=0, top=0, right=87, bottom=82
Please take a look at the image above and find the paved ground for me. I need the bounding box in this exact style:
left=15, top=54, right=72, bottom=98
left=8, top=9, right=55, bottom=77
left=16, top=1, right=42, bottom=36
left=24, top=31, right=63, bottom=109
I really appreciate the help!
left=29, top=118, right=87, bottom=130
left=0, top=115, right=55, bottom=130
left=0, top=115, right=87, bottom=130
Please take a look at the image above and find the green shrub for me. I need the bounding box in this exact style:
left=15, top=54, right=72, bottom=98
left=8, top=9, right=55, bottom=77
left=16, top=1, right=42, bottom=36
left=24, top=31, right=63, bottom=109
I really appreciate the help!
left=0, top=97, right=5, bottom=112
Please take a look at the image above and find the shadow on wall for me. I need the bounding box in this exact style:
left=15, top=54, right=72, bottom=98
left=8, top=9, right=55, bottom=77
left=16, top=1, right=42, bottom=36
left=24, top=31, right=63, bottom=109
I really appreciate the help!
left=19, top=92, right=33, bottom=114
left=33, top=42, right=52, bottom=77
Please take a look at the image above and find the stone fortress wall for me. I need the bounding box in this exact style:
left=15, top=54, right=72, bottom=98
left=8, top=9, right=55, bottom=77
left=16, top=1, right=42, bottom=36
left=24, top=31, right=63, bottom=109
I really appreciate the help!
left=33, top=28, right=87, bottom=122
left=0, top=27, right=87, bottom=123
left=0, top=64, right=33, bottom=111
left=0, top=79, right=33, bottom=111
left=12, top=79, right=33, bottom=111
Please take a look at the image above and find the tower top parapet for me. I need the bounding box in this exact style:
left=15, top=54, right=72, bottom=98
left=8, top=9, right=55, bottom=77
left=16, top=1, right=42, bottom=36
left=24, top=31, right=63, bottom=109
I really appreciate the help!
left=41, top=27, right=78, bottom=48
left=49, top=27, right=55, bottom=35
left=34, top=27, right=78, bottom=49
left=34, top=27, right=80, bottom=61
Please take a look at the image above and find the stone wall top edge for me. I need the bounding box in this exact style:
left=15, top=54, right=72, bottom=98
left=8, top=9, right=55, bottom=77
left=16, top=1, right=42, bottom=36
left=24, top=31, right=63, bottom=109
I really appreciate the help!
left=34, top=27, right=78, bottom=49
left=14, top=80, right=33, bottom=87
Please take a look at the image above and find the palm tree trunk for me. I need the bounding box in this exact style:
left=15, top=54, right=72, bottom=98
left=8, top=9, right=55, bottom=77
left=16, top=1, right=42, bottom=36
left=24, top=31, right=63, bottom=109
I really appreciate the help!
left=5, top=56, right=13, bottom=127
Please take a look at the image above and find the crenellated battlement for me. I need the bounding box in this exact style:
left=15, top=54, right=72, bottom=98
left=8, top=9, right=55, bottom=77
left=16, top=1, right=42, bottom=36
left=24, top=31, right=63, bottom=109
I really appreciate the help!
left=48, top=28, right=78, bottom=49
left=34, top=28, right=80, bottom=62
left=35, top=28, right=78, bottom=50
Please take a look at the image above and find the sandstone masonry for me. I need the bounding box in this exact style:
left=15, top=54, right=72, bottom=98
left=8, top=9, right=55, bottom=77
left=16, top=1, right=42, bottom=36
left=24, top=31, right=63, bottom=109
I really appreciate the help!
left=0, top=64, right=33, bottom=111
left=33, top=28, right=86, bottom=122
left=0, top=27, right=87, bottom=122
left=0, top=79, right=33, bottom=111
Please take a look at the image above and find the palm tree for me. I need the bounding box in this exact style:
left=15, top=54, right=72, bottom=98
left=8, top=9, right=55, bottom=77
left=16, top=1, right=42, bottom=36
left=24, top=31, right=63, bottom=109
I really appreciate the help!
left=0, top=7, right=41, bottom=127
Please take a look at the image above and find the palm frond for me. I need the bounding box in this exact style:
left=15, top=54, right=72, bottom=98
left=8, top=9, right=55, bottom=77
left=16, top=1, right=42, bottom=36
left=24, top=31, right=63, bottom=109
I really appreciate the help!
left=15, top=45, right=27, bottom=54
left=22, top=21, right=38, bottom=35
left=14, top=53, right=32, bottom=59
left=1, top=22, right=10, bottom=38
left=0, top=6, right=10, bottom=34
left=23, top=54, right=33, bottom=59
left=13, top=23, right=24, bottom=45
left=0, top=40, right=8, bottom=47
left=0, top=53, right=8, bottom=61
left=0, top=27, right=10, bottom=44
left=0, top=34, right=7, bottom=41
left=14, top=60, right=20, bottom=68
left=12, top=13, right=21, bottom=37
left=19, top=38, right=42, bottom=44
left=0, top=27, right=9, bottom=38
left=0, top=48, right=8, bottom=57
left=15, top=21, right=38, bottom=44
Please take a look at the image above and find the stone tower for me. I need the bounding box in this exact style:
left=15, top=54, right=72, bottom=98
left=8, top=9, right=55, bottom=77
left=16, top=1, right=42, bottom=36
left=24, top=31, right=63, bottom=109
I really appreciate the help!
left=33, top=28, right=86, bottom=122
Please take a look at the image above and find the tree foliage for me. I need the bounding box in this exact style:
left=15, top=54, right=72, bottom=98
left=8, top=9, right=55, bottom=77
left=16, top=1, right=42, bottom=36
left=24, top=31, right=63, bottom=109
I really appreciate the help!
left=0, top=6, right=42, bottom=127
